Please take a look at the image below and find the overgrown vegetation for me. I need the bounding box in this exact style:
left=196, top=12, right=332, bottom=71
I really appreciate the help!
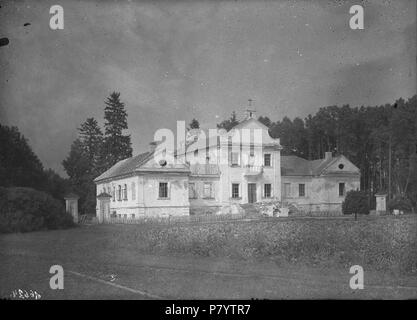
left=342, top=190, right=370, bottom=217
left=0, top=187, right=75, bottom=233
left=107, top=216, right=417, bottom=275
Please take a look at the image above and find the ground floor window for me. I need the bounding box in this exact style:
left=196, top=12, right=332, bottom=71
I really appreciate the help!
left=189, top=182, right=197, bottom=199
left=131, top=182, right=136, bottom=200
left=159, top=182, right=168, bottom=198
left=264, top=183, right=272, bottom=198
left=203, top=182, right=214, bottom=199
left=231, top=183, right=240, bottom=198
left=339, top=182, right=345, bottom=196
left=123, top=184, right=128, bottom=200
left=299, top=184, right=305, bottom=197
left=284, top=183, right=291, bottom=197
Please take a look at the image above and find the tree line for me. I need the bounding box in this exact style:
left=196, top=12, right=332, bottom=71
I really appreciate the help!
left=1, top=93, right=416, bottom=213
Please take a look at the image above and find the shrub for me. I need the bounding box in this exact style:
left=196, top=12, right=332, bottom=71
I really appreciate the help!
left=342, top=190, right=370, bottom=217
left=0, top=187, right=75, bottom=233
left=388, top=195, right=413, bottom=213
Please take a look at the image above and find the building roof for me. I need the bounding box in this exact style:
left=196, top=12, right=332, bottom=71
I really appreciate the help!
left=94, top=151, right=153, bottom=182
left=64, top=192, right=80, bottom=199
left=281, top=155, right=342, bottom=176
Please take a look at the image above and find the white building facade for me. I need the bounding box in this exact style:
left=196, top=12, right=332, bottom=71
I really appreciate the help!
left=94, top=113, right=360, bottom=220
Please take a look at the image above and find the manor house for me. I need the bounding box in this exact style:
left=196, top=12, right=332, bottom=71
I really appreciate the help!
left=94, top=111, right=360, bottom=221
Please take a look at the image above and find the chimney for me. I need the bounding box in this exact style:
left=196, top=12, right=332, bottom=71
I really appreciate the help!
left=149, top=141, right=158, bottom=152
left=324, top=151, right=332, bottom=161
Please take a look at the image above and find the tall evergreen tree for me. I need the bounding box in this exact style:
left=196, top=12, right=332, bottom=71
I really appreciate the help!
left=188, top=118, right=200, bottom=130
left=0, top=124, right=45, bottom=188
left=78, top=117, right=104, bottom=174
left=102, top=92, right=132, bottom=169
left=217, top=111, right=239, bottom=131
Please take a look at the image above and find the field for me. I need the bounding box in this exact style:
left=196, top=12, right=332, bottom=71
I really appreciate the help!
left=1, top=214, right=416, bottom=299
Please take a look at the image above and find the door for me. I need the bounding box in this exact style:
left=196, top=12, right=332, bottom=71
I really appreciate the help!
left=248, top=183, right=257, bottom=203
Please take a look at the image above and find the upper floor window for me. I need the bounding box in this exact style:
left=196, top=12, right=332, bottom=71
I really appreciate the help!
left=299, top=184, right=305, bottom=197
left=131, top=182, right=136, bottom=200
left=264, top=154, right=271, bottom=167
left=339, top=183, right=345, bottom=197
left=231, top=152, right=240, bottom=166
left=203, top=182, right=214, bottom=199
left=159, top=182, right=168, bottom=199
left=231, top=183, right=240, bottom=198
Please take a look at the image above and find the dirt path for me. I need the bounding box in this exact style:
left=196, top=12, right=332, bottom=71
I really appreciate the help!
left=1, top=225, right=416, bottom=299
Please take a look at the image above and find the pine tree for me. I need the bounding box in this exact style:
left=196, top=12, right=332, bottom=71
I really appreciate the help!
left=188, top=118, right=200, bottom=130
left=217, top=111, right=239, bottom=131
left=62, top=138, right=95, bottom=214
left=102, top=92, right=132, bottom=169
left=0, top=124, right=45, bottom=188
left=78, top=117, right=103, bottom=175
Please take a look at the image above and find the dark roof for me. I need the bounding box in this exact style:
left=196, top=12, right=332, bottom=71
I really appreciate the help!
left=64, top=192, right=79, bottom=199
left=97, top=192, right=112, bottom=198
left=94, top=151, right=153, bottom=182
left=281, top=155, right=336, bottom=176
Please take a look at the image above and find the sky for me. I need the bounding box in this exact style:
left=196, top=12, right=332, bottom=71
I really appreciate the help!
left=0, top=0, right=416, bottom=175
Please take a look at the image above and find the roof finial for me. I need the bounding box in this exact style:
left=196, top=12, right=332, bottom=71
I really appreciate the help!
left=244, top=99, right=256, bottom=120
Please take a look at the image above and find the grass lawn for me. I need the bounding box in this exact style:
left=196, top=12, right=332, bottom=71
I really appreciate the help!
left=0, top=214, right=416, bottom=299
left=104, top=214, right=417, bottom=276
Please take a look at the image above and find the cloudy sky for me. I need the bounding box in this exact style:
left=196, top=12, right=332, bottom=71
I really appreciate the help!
left=0, top=0, right=415, bottom=175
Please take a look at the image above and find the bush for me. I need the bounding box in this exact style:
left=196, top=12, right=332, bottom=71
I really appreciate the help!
left=342, top=190, right=370, bottom=216
left=0, top=187, right=75, bottom=233
left=388, top=195, right=413, bottom=213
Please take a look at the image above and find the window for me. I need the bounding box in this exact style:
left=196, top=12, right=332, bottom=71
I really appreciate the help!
left=203, top=182, right=213, bottom=199
left=231, top=152, right=240, bottom=166
left=250, top=144, right=255, bottom=157
left=123, top=184, right=128, bottom=200
left=112, top=186, right=115, bottom=201
left=131, top=182, right=136, bottom=200
left=118, top=185, right=122, bottom=201
left=339, top=183, right=345, bottom=196
left=131, top=214, right=135, bottom=219
left=264, top=184, right=272, bottom=198
left=284, top=183, right=291, bottom=197
left=299, top=184, right=305, bottom=197
left=123, top=214, right=127, bottom=219
left=264, top=154, right=271, bottom=167
left=159, top=182, right=168, bottom=198
left=189, top=182, right=197, bottom=199
left=232, top=183, right=240, bottom=198
left=194, top=149, right=198, bottom=157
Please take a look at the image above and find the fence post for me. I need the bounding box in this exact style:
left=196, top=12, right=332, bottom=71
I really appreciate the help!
left=64, top=193, right=79, bottom=224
